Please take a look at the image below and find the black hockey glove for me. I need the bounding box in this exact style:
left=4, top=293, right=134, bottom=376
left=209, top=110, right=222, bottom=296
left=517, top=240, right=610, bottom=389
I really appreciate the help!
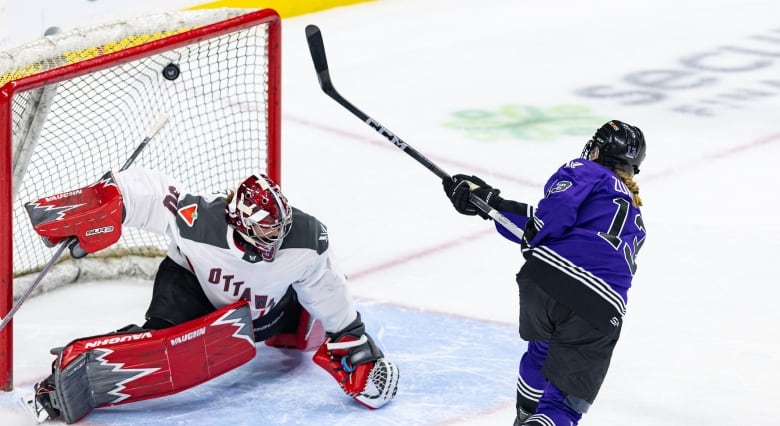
left=442, top=174, right=502, bottom=220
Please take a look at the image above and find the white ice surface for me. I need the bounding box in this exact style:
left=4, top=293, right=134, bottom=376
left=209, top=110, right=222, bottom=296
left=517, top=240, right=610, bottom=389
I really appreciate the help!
left=3, top=0, right=780, bottom=425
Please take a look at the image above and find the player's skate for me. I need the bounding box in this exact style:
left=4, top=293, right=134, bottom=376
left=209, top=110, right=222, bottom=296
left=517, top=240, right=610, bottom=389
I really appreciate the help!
left=513, top=406, right=532, bottom=425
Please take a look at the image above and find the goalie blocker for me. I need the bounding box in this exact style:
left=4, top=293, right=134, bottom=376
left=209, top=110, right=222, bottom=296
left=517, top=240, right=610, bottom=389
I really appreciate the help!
left=24, top=173, right=124, bottom=257
left=31, top=301, right=256, bottom=424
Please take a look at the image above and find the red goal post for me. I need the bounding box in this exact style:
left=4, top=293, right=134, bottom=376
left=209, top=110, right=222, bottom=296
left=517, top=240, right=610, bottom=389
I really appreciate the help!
left=0, top=8, right=282, bottom=391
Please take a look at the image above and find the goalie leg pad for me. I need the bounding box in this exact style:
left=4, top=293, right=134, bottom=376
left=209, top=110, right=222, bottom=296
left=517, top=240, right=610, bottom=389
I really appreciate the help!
left=263, top=294, right=326, bottom=351
left=42, top=300, right=256, bottom=423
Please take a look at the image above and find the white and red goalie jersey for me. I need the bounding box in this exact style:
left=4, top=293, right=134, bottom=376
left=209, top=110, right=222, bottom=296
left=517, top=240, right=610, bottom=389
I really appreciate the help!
left=113, top=167, right=357, bottom=333
left=24, top=166, right=355, bottom=331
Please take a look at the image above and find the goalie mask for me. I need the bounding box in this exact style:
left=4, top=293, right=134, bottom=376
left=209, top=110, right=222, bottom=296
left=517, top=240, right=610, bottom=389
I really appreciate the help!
left=226, top=174, right=292, bottom=261
left=581, top=120, right=646, bottom=175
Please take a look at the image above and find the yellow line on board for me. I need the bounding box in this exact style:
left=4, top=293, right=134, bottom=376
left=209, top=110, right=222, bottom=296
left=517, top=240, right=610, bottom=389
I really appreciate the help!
left=189, top=0, right=373, bottom=18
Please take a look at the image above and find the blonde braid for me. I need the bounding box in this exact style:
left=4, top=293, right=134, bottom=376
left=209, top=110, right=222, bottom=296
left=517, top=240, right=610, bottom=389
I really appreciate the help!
left=615, top=169, right=643, bottom=207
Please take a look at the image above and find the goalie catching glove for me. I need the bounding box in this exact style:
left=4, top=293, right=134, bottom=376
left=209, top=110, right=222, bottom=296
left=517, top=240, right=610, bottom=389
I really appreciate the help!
left=313, top=313, right=399, bottom=409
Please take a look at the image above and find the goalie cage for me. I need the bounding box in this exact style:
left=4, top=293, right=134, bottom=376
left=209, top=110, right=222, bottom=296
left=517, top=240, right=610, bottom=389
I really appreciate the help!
left=0, top=8, right=282, bottom=391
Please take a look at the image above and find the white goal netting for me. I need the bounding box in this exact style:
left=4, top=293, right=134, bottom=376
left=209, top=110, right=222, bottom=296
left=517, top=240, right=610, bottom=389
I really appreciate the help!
left=1, top=8, right=281, bottom=299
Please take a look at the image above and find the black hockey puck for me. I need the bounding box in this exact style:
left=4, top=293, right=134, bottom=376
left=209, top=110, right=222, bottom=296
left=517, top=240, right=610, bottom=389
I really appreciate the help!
left=44, top=27, right=61, bottom=36
left=162, top=63, right=181, bottom=81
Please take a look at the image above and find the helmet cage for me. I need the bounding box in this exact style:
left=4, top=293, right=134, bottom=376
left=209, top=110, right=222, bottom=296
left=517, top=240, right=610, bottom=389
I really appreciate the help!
left=227, top=174, right=292, bottom=260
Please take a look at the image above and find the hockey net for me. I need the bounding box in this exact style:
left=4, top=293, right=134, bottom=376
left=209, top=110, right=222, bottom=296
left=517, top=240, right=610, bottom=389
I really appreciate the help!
left=0, top=8, right=281, bottom=390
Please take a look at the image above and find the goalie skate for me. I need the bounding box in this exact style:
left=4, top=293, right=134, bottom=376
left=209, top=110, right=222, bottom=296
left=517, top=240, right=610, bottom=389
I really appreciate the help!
left=18, top=347, right=66, bottom=423
left=20, top=390, right=54, bottom=423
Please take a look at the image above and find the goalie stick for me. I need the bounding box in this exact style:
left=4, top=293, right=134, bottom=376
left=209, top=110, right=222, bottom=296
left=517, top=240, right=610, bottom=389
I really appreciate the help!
left=304, top=25, right=525, bottom=240
left=0, top=113, right=170, bottom=332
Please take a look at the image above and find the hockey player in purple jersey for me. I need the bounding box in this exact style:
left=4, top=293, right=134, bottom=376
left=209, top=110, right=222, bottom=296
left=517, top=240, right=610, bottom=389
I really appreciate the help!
left=443, top=120, right=646, bottom=426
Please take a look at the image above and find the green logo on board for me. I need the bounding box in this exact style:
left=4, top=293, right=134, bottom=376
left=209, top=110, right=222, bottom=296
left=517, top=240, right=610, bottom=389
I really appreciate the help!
left=445, top=105, right=605, bottom=141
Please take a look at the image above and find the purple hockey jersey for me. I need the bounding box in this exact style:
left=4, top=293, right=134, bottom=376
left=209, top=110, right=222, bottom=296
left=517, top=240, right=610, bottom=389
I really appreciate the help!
left=496, top=158, right=646, bottom=338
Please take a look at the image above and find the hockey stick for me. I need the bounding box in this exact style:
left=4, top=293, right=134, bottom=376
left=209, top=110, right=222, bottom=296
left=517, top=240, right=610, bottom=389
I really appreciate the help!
left=0, top=113, right=170, bottom=332
left=304, top=25, right=525, bottom=240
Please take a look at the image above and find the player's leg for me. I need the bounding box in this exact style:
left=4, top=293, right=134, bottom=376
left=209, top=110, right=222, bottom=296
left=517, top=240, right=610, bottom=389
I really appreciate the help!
left=525, top=303, right=618, bottom=425
left=29, top=256, right=218, bottom=421
left=143, top=256, right=217, bottom=329
left=514, top=268, right=555, bottom=423
left=515, top=341, right=548, bottom=424
left=260, top=287, right=326, bottom=351
left=29, top=301, right=255, bottom=423
left=523, top=383, right=585, bottom=425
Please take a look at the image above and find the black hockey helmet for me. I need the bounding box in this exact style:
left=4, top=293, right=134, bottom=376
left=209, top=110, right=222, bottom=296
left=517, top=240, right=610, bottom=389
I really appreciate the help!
left=581, top=120, right=646, bottom=175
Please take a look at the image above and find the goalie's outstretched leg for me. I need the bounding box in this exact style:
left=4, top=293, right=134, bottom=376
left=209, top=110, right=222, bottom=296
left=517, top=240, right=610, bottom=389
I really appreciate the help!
left=262, top=289, right=326, bottom=351
left=25, top=301, right=255, bottom=424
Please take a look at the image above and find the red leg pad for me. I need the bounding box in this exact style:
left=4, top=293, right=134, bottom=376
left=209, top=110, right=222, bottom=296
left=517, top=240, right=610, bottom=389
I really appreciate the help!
left=53, top=300, right=256, bottom=423
left=263, top=308, right=325, bottom=351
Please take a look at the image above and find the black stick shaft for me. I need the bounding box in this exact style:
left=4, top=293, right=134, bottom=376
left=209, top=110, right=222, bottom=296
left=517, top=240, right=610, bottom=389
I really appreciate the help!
left=305, top=25, right=449, bottom=179
left=304, top=25, right=525, bottom=240
left=0, top=114, right=169, bottom=332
